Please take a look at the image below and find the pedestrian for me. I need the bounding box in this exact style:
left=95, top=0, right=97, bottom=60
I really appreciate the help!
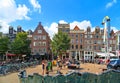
left=50, top=60, right=53, bottom=71
left=48, top=60, right=51, bottom=71
left=42, top=60, right=45, bottom=75
left=56, top=59, right=59, bottom=73
left=19, top=70, right=26, bottom=78
left=46, top=62, right=49, bottom=75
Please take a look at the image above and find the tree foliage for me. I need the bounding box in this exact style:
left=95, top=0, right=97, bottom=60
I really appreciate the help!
left=0, top=36, right=10, bottom=55
left=11, top=32, right=31, bottom=55
left=51, top=31, right=70, bottom=56
left=0, top=32, right=2, bottom=38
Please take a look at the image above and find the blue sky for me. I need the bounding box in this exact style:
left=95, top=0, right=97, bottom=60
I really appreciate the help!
left=0, top=0, right=120, bottom=38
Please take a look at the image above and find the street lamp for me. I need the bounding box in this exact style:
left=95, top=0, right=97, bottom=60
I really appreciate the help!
left=5, top=51, right=8, bottom=61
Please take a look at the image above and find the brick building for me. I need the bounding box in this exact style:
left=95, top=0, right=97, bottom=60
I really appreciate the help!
left=30, top=22, right=51, bottom=59
left=58, top=23, right=117, bottom=61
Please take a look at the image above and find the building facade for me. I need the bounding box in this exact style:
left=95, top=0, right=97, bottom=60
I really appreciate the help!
left=58, top=23, right=70, bottom=33
left=31, top=22, right=51, bottom=58
left=7, top=25, right=25, bottom=42
left=58, top=23, right=117, bottom=61
left=115, top=31, right=120, bottom=56
left=69, top=25, right=85, bottom=60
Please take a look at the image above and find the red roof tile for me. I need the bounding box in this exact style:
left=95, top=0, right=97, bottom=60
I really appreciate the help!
left=73, top=25, right=80, bottom=30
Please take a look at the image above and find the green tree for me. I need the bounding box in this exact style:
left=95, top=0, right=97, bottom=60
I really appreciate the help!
left=51, top=31, right=70, bottom=58
left=0, top=32, right=2, bottom=38
left=0, top=36, right=10, bottom=60
left=11, top=32, right=31, bottom=56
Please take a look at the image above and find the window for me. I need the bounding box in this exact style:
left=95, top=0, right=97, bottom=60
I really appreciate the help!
left=38, top=36, right=41, bottom=40
left=38, top=30, right=42, bottom=33
left=89, top=46, right=91, bottom=49
left=71, top=45, right=74, bottom=49
left=39, top=48, right=42, bottom=52
left=34, top=36, right=38, bottom=40
left=80, top=45, right=82, bottom=49
left=43, top=42, right=46, bottom=46
left=90, top=35, right=92, bottom=38
left=76, top=39, right=78, bottom=43
left=88, top=52, right=90, bottom=54
left=96, top=35, right=99, bottom=38
left=85, top=35, right=87, bottom=38
left=89, top=40, right=91, bottom=44
left=102, top=35, right=104, bottom=39
left=94, top=40, right=97, bottom=44
left=119, top=36, right=120, bottom=43
left=97, top=41, right=101, bottom=44
left=77, top=52, right=79, bottom=56
left=113, top=40, right=116, bottom=44
left=43, top=35, right=46, bottom=40
left=76, top=45, right=78, bottom=49
left=72, top=51, right=75, bottom=56
left=98, top=46, right=101, bottom=50
left=66, top=29, right=69, bottom=32
left=34, top=49, right=37, bottom=53
left=94, top=46, right=96, bottom=50
left=10, top=30, right=13, bottom=34
left=71, top=39, right=74, bottom=43
left=39, top=42, right=41, bottom=46
left=43, top=48, right=46, bottom=52
left=109, top=40, right=112, bottom=44
left=80, top=34, right=83, bottom=37
left=71, top=34, right=74, bottom=37
left=33, top=42, right=37, bottom=46
left=80, top=39, right=82, bottom=43
left=87, top=35, right=89, bottom=38
left=76, top=34, right=78, bottom=38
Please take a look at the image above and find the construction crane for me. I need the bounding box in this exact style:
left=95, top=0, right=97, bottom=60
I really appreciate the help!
left=102, top=16, right=111, bottom=59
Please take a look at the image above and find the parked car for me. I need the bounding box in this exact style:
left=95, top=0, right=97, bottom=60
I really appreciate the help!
left=67, top=60, right=80, bottom=69
left=107, top=59, right=120, bottom=70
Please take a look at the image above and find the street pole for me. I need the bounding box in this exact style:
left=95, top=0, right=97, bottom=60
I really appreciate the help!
left=5, top=51, right=8, bottom=61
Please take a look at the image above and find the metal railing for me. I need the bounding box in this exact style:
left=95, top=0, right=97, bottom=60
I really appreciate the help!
left=18, top=70, right=120, bottom=83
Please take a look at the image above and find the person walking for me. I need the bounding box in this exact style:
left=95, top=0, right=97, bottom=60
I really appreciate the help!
left=42, top=60, right=45, bottom=75
left=50, top=60, right=53, bottom=71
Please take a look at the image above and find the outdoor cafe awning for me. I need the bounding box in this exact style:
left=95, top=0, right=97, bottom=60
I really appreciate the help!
left=6, top=53, right=16, bottom=56
left=96, top=52, right=116, bottom=57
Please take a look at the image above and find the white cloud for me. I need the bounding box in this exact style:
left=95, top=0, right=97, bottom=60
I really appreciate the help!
left=59, top=20, right=68, bottom=24
left=70, top=20, right=92, bottom=30
left=44, top=22, right=58, bottom=39
left=111, top=26, right=118, bottom=32
left=44, top=20, right=92, bottom=39
left=16, top=4, right=30, bottom=20
left=29, top=0, right=41, bottom=13
left=106, top=0, right=117, bottom=9
left=0, top=0, right=30, bottom=33
left=0, top=21, right=9, bottom=33
left=45, top=20, right=118, bottom=39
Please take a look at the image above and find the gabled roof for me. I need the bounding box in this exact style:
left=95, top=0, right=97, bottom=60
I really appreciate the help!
left=73, top=25, right=80, bottom=30
left=33, top=22, right=47, bottom=35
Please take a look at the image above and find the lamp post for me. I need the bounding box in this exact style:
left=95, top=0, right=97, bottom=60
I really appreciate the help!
left=5, top=51, right=8, bottom=61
